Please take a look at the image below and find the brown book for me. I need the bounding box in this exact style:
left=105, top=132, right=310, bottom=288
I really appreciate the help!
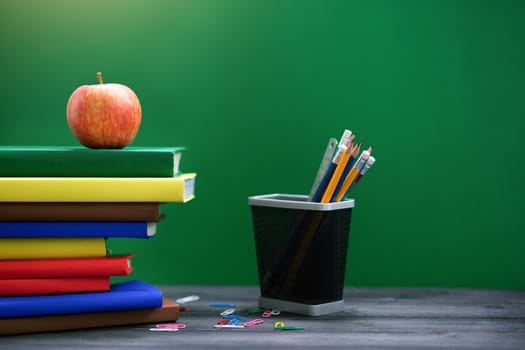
left=0, top=297, right=180, bottom=335
left=0, top=202, right=163, bottom=222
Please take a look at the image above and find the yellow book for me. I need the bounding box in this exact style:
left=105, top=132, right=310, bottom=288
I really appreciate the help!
left=0, top=238, right=107, bottom=260
left=0, top=173, right=196, bottom=203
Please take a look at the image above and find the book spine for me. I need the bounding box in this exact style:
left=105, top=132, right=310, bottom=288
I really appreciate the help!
left=0, top=280, right=163, bottom=318
left=0, top=298, right=179, bottom=335
left=0, top=202, right=162, bottom=222
left=0, top=277, right=110, bottom=296
left=0, top=221, right=155, bottom=239
left=0, top=173, right=196, bottom=202
left=0, top=255, right=134, bottom=279
left=0, top=148, right=182, bottom=177
left=0, top=238, right=107, bottom=260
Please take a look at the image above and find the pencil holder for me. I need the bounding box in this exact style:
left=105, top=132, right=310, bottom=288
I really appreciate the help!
left=248, top=194, right=354, bottom=316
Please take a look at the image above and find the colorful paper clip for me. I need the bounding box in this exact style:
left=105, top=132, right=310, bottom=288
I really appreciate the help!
left=274, top=321, right=285, bottom=329
left=210, top=302, right=236, bottom=308
left=262, top=309, right=280, bottom=318
left=214, top=318, right=244, bottom=328
left=220, top=308, right=236, bottom=316
left=243, top=319, right=264, bottom=327
left=222, top=314, right=247, bottom=320
left=175, top=295, right=200, bottom=304
left=149, top=328, right=179, bottom=332
left=155, top=323, right=186, bottom=329
left=248, top=308, right=266, bottom=314
left=279, top=326, right=305, bottom=331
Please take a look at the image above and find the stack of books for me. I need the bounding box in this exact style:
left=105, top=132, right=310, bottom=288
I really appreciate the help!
left=0, top=146, right=196, bottom=335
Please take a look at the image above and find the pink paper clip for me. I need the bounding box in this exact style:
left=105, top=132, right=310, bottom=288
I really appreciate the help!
left=262, top=310, right=273, bottom=318
left=262, top=309, right=281, bottom=318
left=156, top=323, right=186, bottom=329
left=243, top=319, right=264, bottom=327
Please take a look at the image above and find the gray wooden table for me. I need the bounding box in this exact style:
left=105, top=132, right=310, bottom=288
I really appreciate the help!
left=2, top=285, right=525, bottom=349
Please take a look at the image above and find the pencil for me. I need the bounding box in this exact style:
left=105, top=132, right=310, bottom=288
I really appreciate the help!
left=334, top=147, right=371, bottom=202
left=319, top=144, right=353, bottom=203
left=331, top=141, right=361, bottom=202
left=348, top=155, right=376, bottom=192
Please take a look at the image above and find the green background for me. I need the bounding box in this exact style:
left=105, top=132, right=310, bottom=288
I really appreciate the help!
left=1, top=0, right=524, bottom=288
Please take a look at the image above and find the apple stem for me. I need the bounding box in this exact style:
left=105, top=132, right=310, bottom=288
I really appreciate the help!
left=96, top=72, right=104, bottom=84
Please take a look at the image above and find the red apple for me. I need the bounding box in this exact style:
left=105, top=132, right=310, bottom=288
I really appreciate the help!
left=66, top=72, right=142, bottom=149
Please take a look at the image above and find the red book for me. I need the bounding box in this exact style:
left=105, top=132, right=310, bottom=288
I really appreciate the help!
left=0, top=277, right=110, bottom=296
left=0, top=255, right=134, bottom=279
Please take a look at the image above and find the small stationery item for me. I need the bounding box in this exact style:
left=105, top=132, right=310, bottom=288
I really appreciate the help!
left=308, top=129, right=376, bottom=202
left=0, top=221, right=156, bottom=239
left=0, top=280, right=163, bottom=319
left=0, top=237, right=107, bottom=260
left=348, top=156, right=376, bottom=192
left=0, top=146, right=185, bottom=177
left=310, top=130, right=353, bottom=202
left=0, top=297, right=180, bottom=335
left=0, top=173, right=197, bottom=203
left=308, top=137, right=338, bottom=200
left=0, top=255, right=134, bottom=279
left=0, top=277, right=110, bottom=296
left=175, top=295, right=200, bottom=304
left=334, top=148, right=371, bottom=202
left=0, top=202, right=163, bottom=222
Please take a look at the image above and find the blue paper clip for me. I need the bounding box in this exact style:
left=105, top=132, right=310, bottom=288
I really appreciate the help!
left=209, top=302, right=236, bottom=308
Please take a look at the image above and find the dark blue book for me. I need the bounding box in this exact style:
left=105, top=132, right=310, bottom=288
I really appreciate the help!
left=0, top=280, right=163, bottom=319
left=0, top=221, right=156, bottom=238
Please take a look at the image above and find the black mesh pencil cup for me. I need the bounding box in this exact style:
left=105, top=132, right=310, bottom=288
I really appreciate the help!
left=248, top=194, right=354, bottom=316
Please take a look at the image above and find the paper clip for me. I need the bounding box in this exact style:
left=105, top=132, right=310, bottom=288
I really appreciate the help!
left=210, top=302, right=236, bottom=308
left=214, top=319, right=230, bottom=328
left=149, top=328, right=179, bottom=332
left=279, top=326, right=305, bottom=331
left=175, top=295, right=200, bottom=304
left=222, top=314, right=247, bottom=320
left=274, top=321, right=285, bottom=329
left=243, top=319, right=264, bottom=327
left=248, top=307, right=266, bottom=314
left=220, top=308, right=236, bottom=316
left=262, top=310, right=273, bottom=318
left=262, top=309, right=280, bottom=318
left=215, top=318, right=244, bottom=328
left=156, top=323, right=186, bottom=329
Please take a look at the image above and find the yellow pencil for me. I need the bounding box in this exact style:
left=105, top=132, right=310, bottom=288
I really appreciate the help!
left=334, top=148, right=371, bottom=202
left=320, top=143, right=353, bottom=203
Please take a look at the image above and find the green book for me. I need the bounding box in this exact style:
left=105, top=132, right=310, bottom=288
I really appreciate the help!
left=0, top=146, right=185, bottom=177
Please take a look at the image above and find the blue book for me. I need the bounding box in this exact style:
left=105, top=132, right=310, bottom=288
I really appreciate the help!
left=0, top=221, right=156, bottom=239
left=0, top=280, right=163, bottom=319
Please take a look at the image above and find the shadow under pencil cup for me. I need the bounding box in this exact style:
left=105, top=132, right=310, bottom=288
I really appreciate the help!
left=248, top=194, right=354, bottom=316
